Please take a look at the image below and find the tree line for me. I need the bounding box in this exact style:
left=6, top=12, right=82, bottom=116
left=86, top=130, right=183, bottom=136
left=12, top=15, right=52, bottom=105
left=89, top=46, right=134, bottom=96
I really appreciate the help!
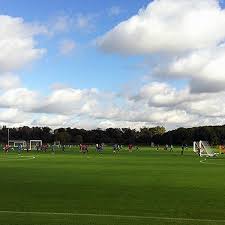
left=0, top=125, right=224, bottom=146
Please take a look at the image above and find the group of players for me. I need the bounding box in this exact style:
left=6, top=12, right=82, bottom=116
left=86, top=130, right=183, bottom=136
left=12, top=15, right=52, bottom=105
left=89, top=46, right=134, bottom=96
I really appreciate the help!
left=78, top=143, right=138, bottom=154
left=2, top=143, right=65, bottom=154
left=2, top=142, right=188, bottom=155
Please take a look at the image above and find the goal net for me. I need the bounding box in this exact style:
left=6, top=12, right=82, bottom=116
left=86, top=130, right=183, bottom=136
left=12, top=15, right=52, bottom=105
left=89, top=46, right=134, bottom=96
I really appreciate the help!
left=30, top=140, right=42, bottom=150
left=193, top=140, right=215, bottom=157
left=9, top=140, right=26, bottom=148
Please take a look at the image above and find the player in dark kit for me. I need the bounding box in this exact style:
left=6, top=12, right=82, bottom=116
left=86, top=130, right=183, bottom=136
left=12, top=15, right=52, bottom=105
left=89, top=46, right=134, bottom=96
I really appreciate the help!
left=181, top=145, right=184, bottom=155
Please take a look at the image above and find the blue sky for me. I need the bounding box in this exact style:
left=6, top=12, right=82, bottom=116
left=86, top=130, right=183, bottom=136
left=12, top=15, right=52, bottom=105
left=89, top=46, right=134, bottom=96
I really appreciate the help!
left=0, top=0, right=150, bottom=93
left=1, top=0, right=225, bottom=130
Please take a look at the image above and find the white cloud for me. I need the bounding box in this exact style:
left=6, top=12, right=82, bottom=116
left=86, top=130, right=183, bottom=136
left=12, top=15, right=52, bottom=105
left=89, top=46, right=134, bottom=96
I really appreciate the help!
left=0, top=88, right=39, bottom=111
left=0, top=15, right=46, bottom=72
left=98, top=0, right=225, bottom=95
left=135, top=82, right=189, bottom=107
left=96, top=120, right=156, bottom=130
left=131, top=81, right=225, bottom=123
left=149, top=44, right=225, bottom=93
left=0, top=108, right=29, bottom=124
left=0, top=82, right=225, bottom=129
left=98, top=0, right=225, bottom=54
left=59, top=39, right=76, bottom=55
left=0, top=73, right=21, bottom=90
left=1, top=3, right=225, bottom=130
left=32, top=115, right=70, bottom=127
left=33, top=88, right=98, bottom=115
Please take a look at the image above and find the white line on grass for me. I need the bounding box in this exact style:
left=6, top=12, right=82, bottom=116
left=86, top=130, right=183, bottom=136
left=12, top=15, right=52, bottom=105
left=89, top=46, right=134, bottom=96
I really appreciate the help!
left=0, top=156, right=36, bottom=161
left=19, top=155, right=36, bottom=159
left=0, top=210, right=225, bottom=223
left=200, top=159, right=225, bottom=166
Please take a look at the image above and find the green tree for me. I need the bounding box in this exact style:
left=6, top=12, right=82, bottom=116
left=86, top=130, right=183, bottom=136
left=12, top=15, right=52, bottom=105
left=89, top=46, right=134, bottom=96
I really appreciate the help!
left=74, top=135, right=83, bottom=144
left=56, top=132, right=71, bottom=144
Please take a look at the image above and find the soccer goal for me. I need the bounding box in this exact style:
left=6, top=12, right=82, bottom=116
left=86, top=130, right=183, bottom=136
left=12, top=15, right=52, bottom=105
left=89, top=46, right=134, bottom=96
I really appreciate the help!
left=9, top=140, right=26, bottom=148
left=193, top=140, right=216, bottom=157
left=30, top=140, right=42, bottom=150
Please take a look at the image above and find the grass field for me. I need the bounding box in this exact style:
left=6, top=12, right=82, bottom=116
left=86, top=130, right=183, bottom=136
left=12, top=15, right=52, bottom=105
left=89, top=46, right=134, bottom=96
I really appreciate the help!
left=0, top=146, right=225, bottom=225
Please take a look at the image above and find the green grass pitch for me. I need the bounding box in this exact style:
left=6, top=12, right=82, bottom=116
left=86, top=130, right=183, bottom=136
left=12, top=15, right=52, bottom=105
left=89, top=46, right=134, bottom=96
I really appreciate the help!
left=0, top=146, right=225, bottom=225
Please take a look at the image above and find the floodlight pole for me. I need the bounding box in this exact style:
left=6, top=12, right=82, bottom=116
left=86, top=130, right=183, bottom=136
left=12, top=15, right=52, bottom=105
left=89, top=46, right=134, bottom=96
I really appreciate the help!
left=7, top=128, right=9, bottom=145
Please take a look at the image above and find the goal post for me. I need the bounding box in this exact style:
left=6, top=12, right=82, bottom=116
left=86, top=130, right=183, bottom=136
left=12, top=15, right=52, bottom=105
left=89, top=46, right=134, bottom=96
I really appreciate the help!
left=29, top=140, right=42, bottom=150
left=193, top=140, right=216, bottom=157
left=193, top=141, right=198, bottom=153
left=9, top=140, right=26, bottom=148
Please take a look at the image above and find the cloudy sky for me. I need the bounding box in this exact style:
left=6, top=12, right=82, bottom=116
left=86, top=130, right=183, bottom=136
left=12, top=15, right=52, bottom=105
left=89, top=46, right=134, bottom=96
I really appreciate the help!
left=1, top=0, right=225, bottom=130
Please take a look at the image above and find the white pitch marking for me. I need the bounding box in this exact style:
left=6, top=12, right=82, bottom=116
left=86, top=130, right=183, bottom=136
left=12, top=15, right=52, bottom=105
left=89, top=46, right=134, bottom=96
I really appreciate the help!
left=0, top=155, right=36, bottom=161
left=0, top=210, right=225, bottom=223
left=200, top=159, right=225, bottom=166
